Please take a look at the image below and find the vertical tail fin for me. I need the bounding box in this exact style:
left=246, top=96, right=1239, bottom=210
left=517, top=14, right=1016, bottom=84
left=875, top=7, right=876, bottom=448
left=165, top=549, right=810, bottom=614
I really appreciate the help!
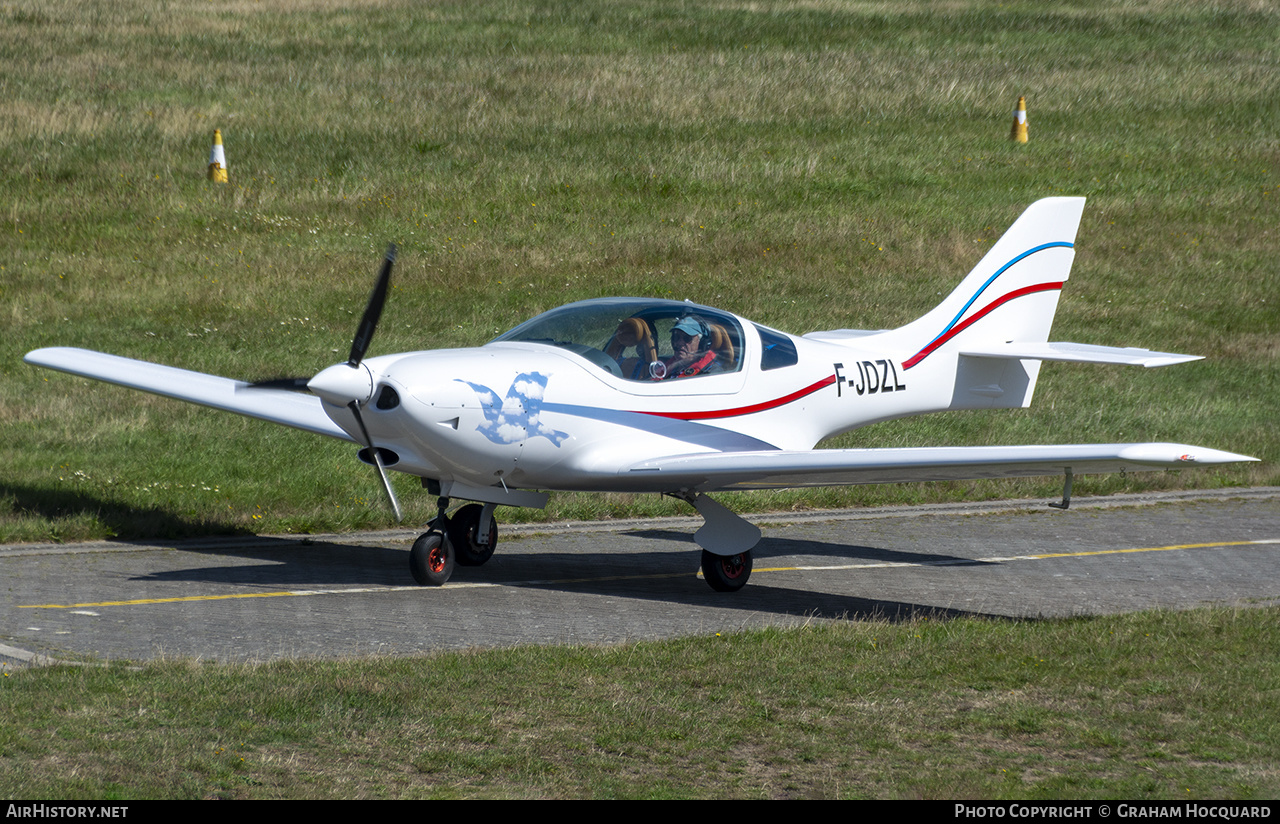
left=867, top=197, right=1086, bottom=411
left=884, top=197, right=1086, bottom=369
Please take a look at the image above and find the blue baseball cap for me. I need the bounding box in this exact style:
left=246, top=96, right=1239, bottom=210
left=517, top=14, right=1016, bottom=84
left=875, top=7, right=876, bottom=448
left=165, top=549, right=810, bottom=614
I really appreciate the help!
left=672, top=317, right=706, bottom=337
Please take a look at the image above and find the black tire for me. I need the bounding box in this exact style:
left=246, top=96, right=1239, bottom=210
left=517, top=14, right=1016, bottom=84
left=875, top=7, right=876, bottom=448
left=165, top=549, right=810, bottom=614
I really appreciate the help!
left=446, top=504, right=499, bottom=566
left=701, top=549, right=752, bottom=592
left=410, top=531, right=454, bottom=586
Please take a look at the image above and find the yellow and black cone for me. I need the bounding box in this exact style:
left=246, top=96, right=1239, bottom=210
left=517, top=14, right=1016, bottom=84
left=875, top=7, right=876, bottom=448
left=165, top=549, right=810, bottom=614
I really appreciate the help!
left=207, top=129, right=228, bottom=182
left=1009, top=96, right=1028, bottom=143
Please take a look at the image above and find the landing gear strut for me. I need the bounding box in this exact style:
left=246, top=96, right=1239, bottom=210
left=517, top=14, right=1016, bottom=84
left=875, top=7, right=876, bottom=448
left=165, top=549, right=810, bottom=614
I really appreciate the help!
left=666, top=490, right=762, bottom=592
left=409, top=497, right=501, bottom=586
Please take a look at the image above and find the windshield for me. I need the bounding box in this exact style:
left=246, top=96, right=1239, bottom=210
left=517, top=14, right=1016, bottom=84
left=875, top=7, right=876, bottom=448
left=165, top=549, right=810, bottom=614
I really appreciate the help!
left=491, top=298, right=745, bottom=381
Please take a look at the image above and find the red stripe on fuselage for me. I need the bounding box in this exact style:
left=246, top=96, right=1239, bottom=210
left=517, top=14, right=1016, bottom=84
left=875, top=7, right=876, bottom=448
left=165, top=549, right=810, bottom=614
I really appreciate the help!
left=902, top=281, right=1063, bottom=370
left=635, top=374, right=837, bottom=421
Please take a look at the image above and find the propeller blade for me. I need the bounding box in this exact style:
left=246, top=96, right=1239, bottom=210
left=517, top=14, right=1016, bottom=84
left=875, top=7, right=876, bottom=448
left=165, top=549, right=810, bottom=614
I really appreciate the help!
left=348, top=243, right=396, bottom=367
left=348, top=400, right=403, bottom=521
left=238, top=245, right=403, bottom=521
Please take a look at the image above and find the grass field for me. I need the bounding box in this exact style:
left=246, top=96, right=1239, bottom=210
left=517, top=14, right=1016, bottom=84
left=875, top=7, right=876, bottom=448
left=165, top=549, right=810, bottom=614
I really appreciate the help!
left=2, top=2, right=1278, bottom=800
left=3, top=607, right=1277, bottom=799
left=3, top=0, right=1276, bottom=542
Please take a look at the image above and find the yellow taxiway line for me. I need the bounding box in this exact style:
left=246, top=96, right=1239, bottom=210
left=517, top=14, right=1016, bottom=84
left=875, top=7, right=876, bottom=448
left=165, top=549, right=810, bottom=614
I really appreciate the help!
left=18, top=539, right=1277, bottom=610
left=763, top=538, right=1280, bottom=573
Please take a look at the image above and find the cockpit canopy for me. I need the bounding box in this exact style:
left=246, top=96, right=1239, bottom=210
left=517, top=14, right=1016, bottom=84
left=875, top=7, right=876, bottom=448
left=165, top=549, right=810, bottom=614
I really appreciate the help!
left=491, top=298, right=746, bottom=382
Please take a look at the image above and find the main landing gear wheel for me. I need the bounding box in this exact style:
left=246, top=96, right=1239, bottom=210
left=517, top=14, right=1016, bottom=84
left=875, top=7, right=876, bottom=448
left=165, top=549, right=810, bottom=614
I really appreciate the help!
left=410, top=531, right=454, bottom=586
left=447, top=503, right=498, bottom=567
left=701, top=549, right=752, bottom=592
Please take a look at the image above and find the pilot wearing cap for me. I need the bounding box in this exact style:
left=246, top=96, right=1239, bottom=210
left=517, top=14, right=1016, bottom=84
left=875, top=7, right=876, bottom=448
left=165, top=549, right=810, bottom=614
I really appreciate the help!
left=656, top=316, right=722, bottom=380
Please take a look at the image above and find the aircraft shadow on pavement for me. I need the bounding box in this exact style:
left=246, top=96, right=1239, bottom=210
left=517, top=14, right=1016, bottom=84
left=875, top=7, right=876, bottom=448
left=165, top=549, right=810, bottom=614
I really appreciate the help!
left=125, top=537, right=417, bottom=587
left=476, top=534, right=1008, bottom=622
left=4, top=489, right=1011, bottom=623
left=121, top=526, right=986, bottom=584
left=117, top=528, right=1009, bottom=623
left=628, top=528, right=991, bottom=568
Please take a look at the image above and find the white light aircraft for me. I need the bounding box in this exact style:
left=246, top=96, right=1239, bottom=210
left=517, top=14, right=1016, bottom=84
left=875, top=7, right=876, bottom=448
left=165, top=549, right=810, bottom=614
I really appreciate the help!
left=25, top=197, right=1256, bottom=591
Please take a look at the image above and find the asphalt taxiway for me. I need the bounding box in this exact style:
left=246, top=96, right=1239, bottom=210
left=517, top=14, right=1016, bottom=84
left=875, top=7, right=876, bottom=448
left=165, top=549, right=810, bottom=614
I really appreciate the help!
left=2, top=489, right=1276, bottom=665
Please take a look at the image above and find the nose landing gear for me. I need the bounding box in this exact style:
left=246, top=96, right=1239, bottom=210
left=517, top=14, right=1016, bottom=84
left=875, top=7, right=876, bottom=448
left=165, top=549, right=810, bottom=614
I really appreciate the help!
left=409, top=497, right=501, bottom=586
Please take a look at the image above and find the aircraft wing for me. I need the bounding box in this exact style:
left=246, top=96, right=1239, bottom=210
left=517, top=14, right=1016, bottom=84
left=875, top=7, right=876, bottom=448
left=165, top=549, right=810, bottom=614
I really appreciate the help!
left=624, top=443, right=1257, bottom=491
left=25, top=347, right=354, bottom=442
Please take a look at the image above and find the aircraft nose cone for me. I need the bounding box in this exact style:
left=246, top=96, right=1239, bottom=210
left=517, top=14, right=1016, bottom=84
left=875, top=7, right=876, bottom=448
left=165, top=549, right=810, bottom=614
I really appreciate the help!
left=308, top=362, right=374, bottom=406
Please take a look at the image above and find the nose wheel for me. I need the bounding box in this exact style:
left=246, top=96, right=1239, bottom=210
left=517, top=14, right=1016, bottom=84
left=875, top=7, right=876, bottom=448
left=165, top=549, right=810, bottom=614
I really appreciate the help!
left=409, top=498, right=502, bottom=586
left=409, top=531, right=454, bottom=586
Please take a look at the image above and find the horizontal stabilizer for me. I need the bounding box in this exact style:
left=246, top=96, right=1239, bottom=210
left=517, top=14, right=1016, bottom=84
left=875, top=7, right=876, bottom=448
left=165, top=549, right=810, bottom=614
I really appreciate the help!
left=626, top=443, right=1257, bottom=492
left=960, top=342, right=1202, bottom=368
left=25, top=347, right=353, bottom=442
